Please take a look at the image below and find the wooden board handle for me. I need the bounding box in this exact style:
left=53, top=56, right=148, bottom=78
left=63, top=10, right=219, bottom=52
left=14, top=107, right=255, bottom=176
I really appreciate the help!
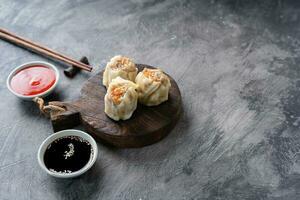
left=49, top=101, right=81, bottom=132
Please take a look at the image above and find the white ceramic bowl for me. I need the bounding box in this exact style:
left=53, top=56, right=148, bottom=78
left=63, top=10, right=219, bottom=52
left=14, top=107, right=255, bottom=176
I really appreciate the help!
left=6, top=61, right=60, bottom=100
left=37, top=129, right=98, bottom=178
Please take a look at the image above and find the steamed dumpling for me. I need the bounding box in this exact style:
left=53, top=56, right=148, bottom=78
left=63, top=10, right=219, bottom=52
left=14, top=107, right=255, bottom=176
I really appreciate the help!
left=104, top=77, right=138, bottom=121
left=135, top=68, right=171, bottom=106
left=103, top=55, right=138, bottom=88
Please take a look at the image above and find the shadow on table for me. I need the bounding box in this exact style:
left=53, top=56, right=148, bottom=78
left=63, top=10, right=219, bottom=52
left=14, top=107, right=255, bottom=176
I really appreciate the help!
left=49, top=161, right=103, bottom=199
left=98, top=103, right=192, bottom=163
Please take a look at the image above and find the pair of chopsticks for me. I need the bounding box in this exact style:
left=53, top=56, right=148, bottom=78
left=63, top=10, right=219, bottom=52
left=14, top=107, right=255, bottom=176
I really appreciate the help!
left=0, top=28, right=92, bottom=72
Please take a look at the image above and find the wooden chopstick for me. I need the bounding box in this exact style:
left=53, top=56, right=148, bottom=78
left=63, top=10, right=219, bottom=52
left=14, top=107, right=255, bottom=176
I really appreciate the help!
left=0, top=28, right=92, bottom=72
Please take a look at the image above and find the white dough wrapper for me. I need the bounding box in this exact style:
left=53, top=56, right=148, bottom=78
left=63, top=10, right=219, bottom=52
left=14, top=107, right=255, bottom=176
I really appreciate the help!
left=104, top=77, right=138, bottom=121
left=103, top=55, right=138, bottom=88
left=135, top=68, right=171, bottom=106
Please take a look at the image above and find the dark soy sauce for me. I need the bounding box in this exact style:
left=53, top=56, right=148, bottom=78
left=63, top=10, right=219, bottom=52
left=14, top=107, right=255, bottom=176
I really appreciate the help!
left=44, top=136, right=92, bottom=173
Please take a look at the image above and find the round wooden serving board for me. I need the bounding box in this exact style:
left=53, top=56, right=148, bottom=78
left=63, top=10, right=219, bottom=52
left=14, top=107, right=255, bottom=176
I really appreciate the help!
left=49, top=64, right=182, bottom=148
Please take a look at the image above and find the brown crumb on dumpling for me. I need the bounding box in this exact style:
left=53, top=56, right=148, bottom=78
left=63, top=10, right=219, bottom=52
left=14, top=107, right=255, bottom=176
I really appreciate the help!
left=108, top=56, right=136, bottom=72
left=110, top=85, right=127, bottom=105
left=143, top=68, right=164, bottom=82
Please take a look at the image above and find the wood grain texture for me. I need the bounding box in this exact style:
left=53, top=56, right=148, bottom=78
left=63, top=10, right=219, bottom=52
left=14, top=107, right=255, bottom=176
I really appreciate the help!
left=1, top=0, right=300, bottom=200
left=50, top=64, right=182, bottom=147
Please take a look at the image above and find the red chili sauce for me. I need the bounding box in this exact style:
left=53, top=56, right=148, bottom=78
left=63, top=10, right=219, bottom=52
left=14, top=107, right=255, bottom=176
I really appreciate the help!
left=10, top=65, right=56, bottom=96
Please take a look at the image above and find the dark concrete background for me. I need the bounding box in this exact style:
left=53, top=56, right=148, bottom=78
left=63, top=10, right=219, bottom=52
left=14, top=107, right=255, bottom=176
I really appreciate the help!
left=0, top=0, right=300, bottom=199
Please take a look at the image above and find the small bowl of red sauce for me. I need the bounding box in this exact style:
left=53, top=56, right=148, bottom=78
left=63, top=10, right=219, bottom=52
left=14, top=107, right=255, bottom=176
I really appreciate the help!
left=7, top=61, right=59, bottom=100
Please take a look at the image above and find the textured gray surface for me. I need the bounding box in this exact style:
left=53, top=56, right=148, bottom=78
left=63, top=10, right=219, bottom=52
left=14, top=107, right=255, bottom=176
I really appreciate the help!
left=0, top=0, right=300, bottom=199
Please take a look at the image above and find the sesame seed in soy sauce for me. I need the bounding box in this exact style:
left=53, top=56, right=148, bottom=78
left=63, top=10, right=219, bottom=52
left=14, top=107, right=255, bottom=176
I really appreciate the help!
left=44, top=136, right=93, bottom=174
